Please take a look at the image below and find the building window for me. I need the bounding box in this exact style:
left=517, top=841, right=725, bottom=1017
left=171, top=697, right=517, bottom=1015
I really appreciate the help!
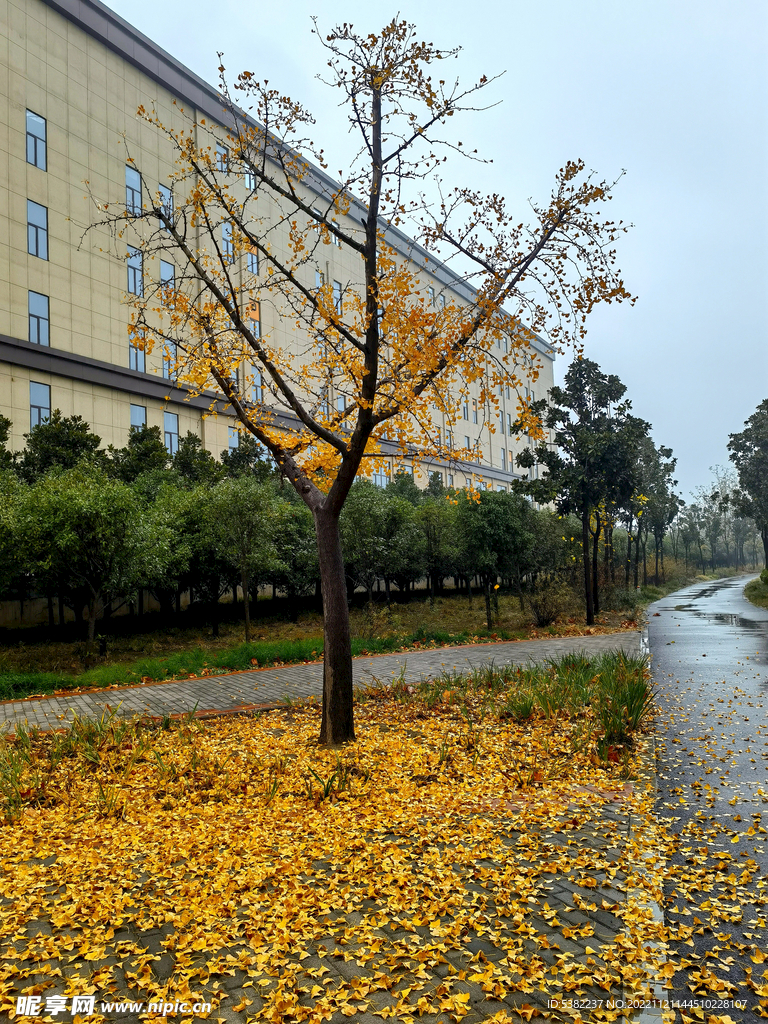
left=500, top=449, right=506, bottom=470
left=162, top=343, right=178, bottom=382
left=427, top=285, right=435, bottom=306
left=247, top=249, right=259, bottom=274
left=160, top=260, right=175, bottom=297
left=507, top=413, right=513, bottom=436
left=27, top=200, right=48, bottom=260
left=250, top=301, right=261, bottom=338
left=164, top=411, right=179, bottom=455
left=216, top=143, right=229, bottom=172
left=228, top=426, right=239, bottom=450
left=158, top=183, right=173, bottom=230
left=472, top=399, right=478, bottom=424
left=462, top=400, right=469, bottom=421
left=26, top=110, right=46, bottom=170
left=252, top=367, right=263, bottom=402
left=125, top=165, right=142, bottom=215
left=438, top=294, right=446, bottom=310
left=127, top=246, right=143, bottom=295
left=222, top=221, right=233, bottom=263
left=331, top=219, right=341, bottom=247
left=336, top=395, right=346, bottom=413
left=29, top=381, right=50, bottom=429
left=315, top=269, right=325, bottom=289
left=28, top=291, right=49, bottom=346
left=465, top=477, right=472, bottom=488
left=447, top=474, right=454, bottom=487
left=332, top=280, right=342, bottom=313
left=496, top=484, right=506, bottom=492
left=464, top=435, right=471, bottom=450
left=244, top=167, right=256, bottom=191
left=372, top=470, right=389, bottom=488
left=129, top=332, right=146, bottom=372
left=130, top=404, right=146, bottom=429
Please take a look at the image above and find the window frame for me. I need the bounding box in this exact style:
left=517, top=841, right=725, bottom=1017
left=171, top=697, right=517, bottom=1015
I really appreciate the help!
left=129, top=331, right=146, bottom=372
left=26, top=110, right=47, bottom=170
left=127, top=245, right=143, bottom=295
left=125, top=164, right=142, bottom=215
left=163, top=411, right=179, bottom=456
left=158, top=183, right=173, bottom=231
left=29, top=381, right=51, bottom=429
left=27, top=200, right=48, bottom=260
left=332, top=280, right=343, bottom=313
left=28, top=291, right=49, bottom=346
left=130, top=404, right=147, bottom=429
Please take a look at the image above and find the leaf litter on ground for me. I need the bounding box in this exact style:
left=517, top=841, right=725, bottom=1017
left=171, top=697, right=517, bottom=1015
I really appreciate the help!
left=1, top=653, right=762, bottom=1023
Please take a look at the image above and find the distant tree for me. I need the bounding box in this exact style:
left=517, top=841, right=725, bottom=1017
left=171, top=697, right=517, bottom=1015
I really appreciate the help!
left=728, top=399, right=768, bottom=567
left=108, top=424, right=169, bottom=482
left=0, top=471, right=21, bottom=600
left=220, top=433, right=274, bottom=480
left=18, top=410, right=103, bottom=482
left=457, top=490, right=532, bottom=630
left=426, top=472, right=446, bottom=498
left=208, top=476, right=284, bottom=642
left=14, top=466, right=169, bottom=647
left=641, top=443, right=682, bottom=584
left=340, top=481, right=389, bottom=606
left=418, top=495, right=459, bottom=602
left=386, top=471, right=423, bottom=507
left=269, top=489, right=319, bottom=620
left=0, top=415, right=14, bottom=472
left=174, top=432, right=224, bottom=486
left=518, top=359, right=648, bottom=623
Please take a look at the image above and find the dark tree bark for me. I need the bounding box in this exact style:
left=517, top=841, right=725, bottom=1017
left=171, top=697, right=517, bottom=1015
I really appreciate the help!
left=484, top=576, right=493, bottom=630
left=314, top=509, right=355, bottom=746
left=582, top=511, right=594, bottom=625
left=591, top=511, right=601, bottom=615
left=241, top=566, right=251, bottom=643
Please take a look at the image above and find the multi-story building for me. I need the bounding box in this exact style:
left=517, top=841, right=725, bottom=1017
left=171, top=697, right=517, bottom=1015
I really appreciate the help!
left=0, top=0, right=554, bottom=490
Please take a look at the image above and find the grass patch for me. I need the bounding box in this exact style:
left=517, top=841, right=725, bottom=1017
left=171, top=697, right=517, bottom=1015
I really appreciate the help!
left=745, top=575, right=768, bottom=610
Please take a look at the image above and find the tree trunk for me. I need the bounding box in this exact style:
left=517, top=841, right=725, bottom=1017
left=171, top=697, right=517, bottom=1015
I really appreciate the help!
left=654, top=536, right=660, bottom=585
left=762, top=525, right=768, bottom=569
left=241, top=565, right=251, bottom=643
left=591, top=512, right=601, bottom=616
left=582, top=511, right=594, bottom=625
left=633, top=527, right=641, bottom=590
left=58, top=594, right=65, bottom=627
left=86, top=597, right=98, bottom=652
left=385, top=577, right=391, bottom=607
left=484, top=577, right=493, bottom=630
left=138, top=588, right=144, bottom=617
left=47, top=593, right=55, bottom=629
left=314, top=509, right=355, bottom=745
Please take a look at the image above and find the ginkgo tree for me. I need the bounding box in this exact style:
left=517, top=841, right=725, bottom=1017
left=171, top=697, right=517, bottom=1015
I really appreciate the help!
left=87, top=19, right=633, bottom=744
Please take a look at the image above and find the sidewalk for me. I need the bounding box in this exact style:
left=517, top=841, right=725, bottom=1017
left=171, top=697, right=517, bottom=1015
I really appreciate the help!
left=0, top=631, right=641, bottom=732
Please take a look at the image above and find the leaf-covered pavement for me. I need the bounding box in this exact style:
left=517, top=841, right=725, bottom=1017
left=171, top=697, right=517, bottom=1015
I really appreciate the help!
left=1, top=670, right=668, bottom=1024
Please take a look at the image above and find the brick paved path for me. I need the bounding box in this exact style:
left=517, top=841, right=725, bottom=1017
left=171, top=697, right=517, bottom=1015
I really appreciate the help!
left=0, top=632, right=640, bottom=732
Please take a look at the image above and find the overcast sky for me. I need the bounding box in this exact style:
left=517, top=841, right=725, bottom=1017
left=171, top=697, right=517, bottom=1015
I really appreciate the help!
left=106, top=0, right=768, bottom=498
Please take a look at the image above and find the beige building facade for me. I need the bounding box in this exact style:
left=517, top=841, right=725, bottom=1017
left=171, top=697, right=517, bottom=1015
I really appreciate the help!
left=0, top=0, right=554, bottom=490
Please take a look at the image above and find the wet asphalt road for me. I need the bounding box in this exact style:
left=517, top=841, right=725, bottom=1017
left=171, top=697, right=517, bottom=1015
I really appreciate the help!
left=648, top=575, right=768, bottom=1022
